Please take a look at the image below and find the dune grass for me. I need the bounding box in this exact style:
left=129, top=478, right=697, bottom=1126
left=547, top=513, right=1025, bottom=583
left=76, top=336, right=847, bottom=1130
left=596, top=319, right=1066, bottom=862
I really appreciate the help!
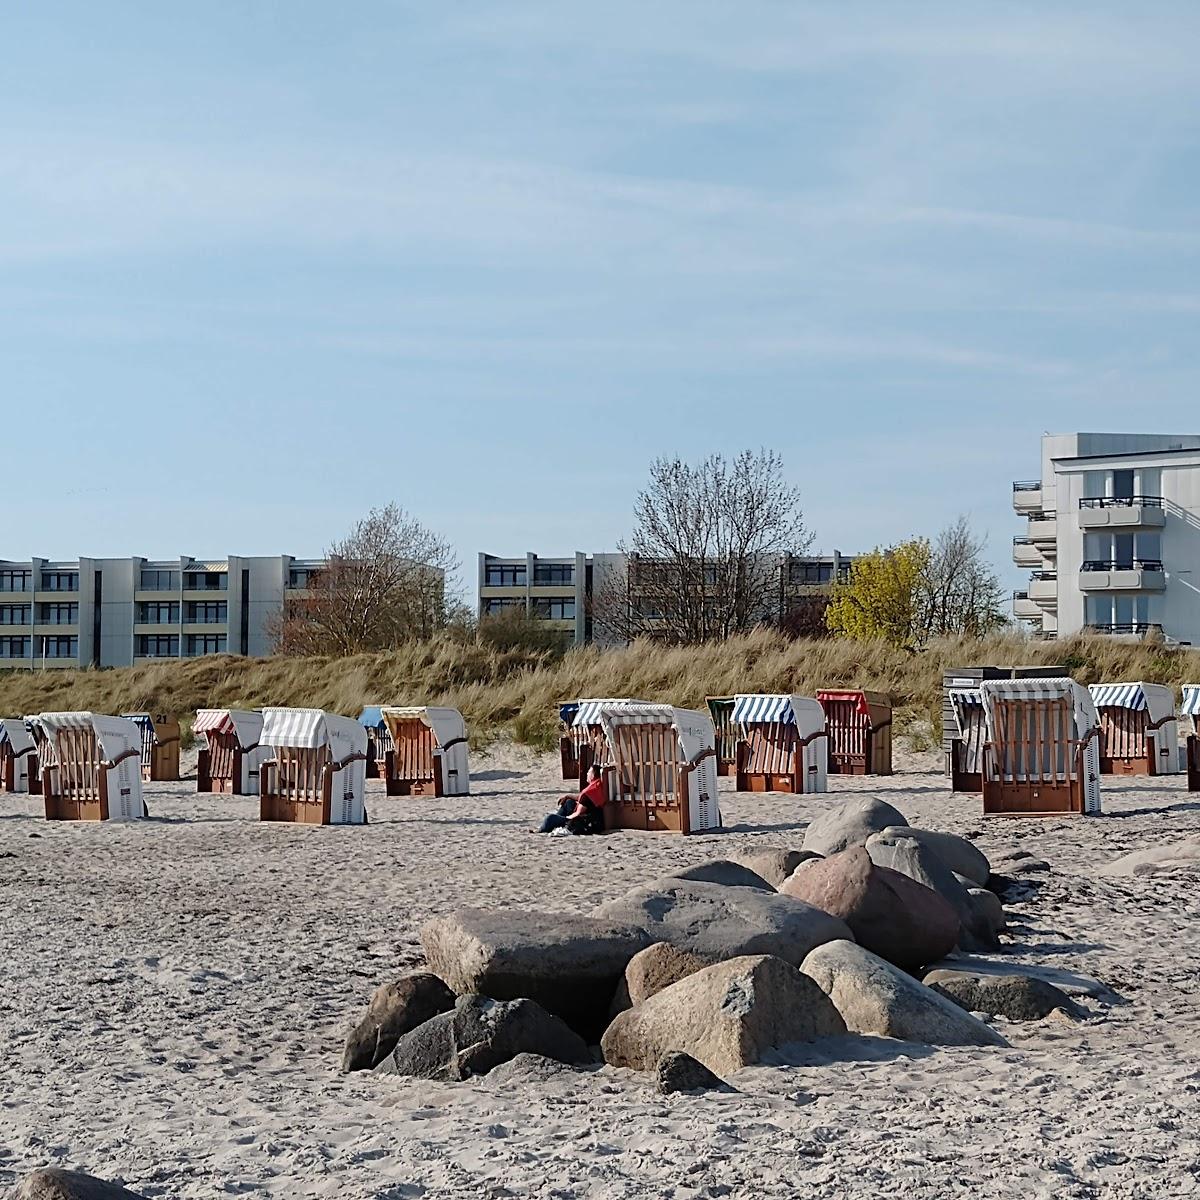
left=0, top=630, right=1197, bottom=750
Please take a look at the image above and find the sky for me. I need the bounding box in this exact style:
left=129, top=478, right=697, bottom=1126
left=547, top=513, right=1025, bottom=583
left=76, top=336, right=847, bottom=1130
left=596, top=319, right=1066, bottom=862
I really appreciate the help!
left=3, top=2, right=1200, bottom=602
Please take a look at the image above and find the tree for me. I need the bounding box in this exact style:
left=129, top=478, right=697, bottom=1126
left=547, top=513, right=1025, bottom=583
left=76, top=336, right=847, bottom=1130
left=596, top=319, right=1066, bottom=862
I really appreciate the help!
left=594, top=450, right=813, bottom=643
left=825, top=540, right=931, bottom=648
left=271, top=504, right=457, bottom=655
left=920, top=515, right=1009, bottom=638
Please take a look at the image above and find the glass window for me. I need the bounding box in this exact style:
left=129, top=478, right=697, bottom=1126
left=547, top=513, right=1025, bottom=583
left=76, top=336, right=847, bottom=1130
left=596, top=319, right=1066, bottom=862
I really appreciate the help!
left=185, top=634, right=227, bottom=656
left=484, top=564, right=527, bottom=587
left=137, top=601, right=179, bottom=624
left=533, top=563, right=573, bottom=585
left=186, top=601, right=228, bottom=624
left=1086, top=596, right=1113, bottom=626
left=37, top=603, right=78, bottom=625
left=288, top=568, right=317, bottom=589
left=1111, top=470, right=1135, bottom=500
left=137, top=635, right=179, bottom=657
left=1136, top=532, right=1162, bottom=564
left=0, top=636, right=31, bottom=658
left=0, top=570, right=31, bottom=592
left=41, top=636, right=78, bottom=658
left=40, top=572, right=79, bottom=592
left=139, top=569, right=180, bottom=590
left=1138, top=467, right=1162, bottom=498
left=0, top=605, right=30, bottom=625
left=184, top=571, right=228, bottom=591
left=533, top=598, right=575, bottom=620
left=1112, top=534, right=1135, bottom=569
left=1082, top=471, right=1106, bottom=500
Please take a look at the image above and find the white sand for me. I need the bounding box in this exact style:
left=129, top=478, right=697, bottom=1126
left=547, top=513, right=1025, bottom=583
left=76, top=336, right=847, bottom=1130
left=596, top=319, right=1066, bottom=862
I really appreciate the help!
left=3, top=743, right=1200, bottom=1198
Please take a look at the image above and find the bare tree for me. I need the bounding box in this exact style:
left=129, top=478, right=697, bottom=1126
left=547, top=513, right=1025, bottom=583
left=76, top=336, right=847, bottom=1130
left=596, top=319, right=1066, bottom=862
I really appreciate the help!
left=919, top=515, right=1008, bottom=639
left=271, top=504, right=458, bottom=655
left=594, top=450, right=813, bottom=643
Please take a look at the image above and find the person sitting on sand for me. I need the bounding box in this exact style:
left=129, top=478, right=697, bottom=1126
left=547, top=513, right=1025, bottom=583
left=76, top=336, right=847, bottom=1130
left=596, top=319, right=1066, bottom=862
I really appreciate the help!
left=537, top=765, right=607, bottom=835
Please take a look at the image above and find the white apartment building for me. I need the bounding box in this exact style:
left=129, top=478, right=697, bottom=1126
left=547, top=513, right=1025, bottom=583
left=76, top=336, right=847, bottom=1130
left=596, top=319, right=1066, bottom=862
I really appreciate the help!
left=1012, top=432, right=1200, bottom=643
left=0, top=555, right=324, bottom=669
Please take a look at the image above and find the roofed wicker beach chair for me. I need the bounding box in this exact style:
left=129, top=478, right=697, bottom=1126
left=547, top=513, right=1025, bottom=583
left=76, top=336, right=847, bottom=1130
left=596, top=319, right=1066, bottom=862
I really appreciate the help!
left=0, top=718, right=38, bottom=795
left=732, top=693, right=828, bottom=794
left=122, top=712, right=182, bottom=782
left=258, top=707, right=368, bottom=825
left=1088, top=683, right=1180, bottom=777
left=31, top=712, right=145, bottom=821
left=947, top=687, right=986, bottom=793
left=194, top=709, right=269, bottom=795
left=815, top=689, right=893, bottom=775
left=380, top=706, right=470, bottom=797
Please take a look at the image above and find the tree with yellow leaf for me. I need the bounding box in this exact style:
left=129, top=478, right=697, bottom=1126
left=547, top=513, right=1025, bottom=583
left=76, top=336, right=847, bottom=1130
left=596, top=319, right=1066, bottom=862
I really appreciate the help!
left=826, top=539, right=932, bottom=648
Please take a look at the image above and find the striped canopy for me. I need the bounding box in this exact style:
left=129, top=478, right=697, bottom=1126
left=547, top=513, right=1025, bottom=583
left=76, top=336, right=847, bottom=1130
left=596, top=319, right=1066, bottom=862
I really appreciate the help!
left=572, top=698, right=642, bottom=727
left=1089, top=683, right=1147, bottom=711
left=948, top=688, right=983, bottom=736
left=815, top=689, right=872, bottom=717
left=0, top=717, right=34, bottom=754
left=1182, top=686, right=1200, bottom=717
left=123, top=713, right=155, bottom=732
left=261, top=707, right=331, bottom=750
left=194, top=709, right=263, bottom=749
left=979, top=677, right=1099, bottom=741
left=35, top=711, right=97, bottom=735
left=380, top=705, right=466, bottom=749
left=732, top=694, right=794, bottom=725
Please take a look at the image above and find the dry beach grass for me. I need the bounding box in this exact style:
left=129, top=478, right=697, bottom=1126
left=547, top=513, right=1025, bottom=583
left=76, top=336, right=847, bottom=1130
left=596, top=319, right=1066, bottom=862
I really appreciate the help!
left=2, top=743, right=1200, bottom=1198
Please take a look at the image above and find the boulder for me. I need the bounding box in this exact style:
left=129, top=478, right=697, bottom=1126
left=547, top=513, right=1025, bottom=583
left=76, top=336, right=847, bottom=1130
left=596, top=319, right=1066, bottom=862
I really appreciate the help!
left=875, top=826, right=990, bottom=886
left=602, top=955, right=846, bottom=1077
left=729, top=848, right=819, bottom=889
left=374, top=994, right=591, bottom=1080
left=15, top=1170, right=147, bottom=1200
left=865, top=833, right=993, bottom=950
left=663, top=860, right=773, bottom=890
left=923, top=970, right=1081, bottom=1022
left=624, top=942, right=711, bottom=1006
left=801, top=797, right=907, bottom=857
left=655, top=1051, right=733, bottom=1094
left=594, top=879, right=851, bottom=967
left=801, top=941, right=1008, bottom=1047
left=420, top=908, right=650, bottom=1039
left=341, top=972, right=456, bottom=1072
left=967, top=888, right=1007, bottom=939
left=781, top=846, right=958, bottom=969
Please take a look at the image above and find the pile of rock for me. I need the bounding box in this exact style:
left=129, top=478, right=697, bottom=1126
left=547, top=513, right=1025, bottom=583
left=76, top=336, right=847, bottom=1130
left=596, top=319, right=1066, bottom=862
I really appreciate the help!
left=343, top=798, right=1067, bottom=1090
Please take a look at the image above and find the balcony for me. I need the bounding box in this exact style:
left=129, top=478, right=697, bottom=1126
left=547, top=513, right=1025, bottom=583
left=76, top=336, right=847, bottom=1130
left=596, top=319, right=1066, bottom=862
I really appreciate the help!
left=1078, top=560, right=1166, bottom=592
left=1028, top=571, right=1057, bottom=606
left=1078, top=496, right=1166, bottom=530
left=1012, top=591, right=1042, bottom=621
left=1025, top=511, right=1057, bottom=547
left=1012, top=480, right=1043, bottom=514
left=1085, top=623, right=1163, bottom=640
left=1012, top=537, right=1043, bottom=569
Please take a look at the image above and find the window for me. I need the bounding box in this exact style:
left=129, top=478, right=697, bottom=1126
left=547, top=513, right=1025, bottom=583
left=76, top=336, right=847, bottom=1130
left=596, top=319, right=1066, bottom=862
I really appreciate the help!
left=139, top=569, right=180, bottom=590
left=186, top=601, right=228, bottom=624
left=137, top=601, right=179, bottom=624
left=288, top=568, right=318, bottom=589
left=137, top=635, right=179, bottom=657
left=790, top=561, right=833, bottom=584
left=1085, top=595, right=1152, bottom=631
left=1083, top=533, right=1163, bottom=570
left=483, top=598, right=525, bottom=616
left=0, top=605, right=30, bottom=625
left=183, top=571, right=228, bottom=591
left=40, top=636, right=78, bottom=658
left=1110, top=469, right=1135, bottom=500
left=0, top=570, right=31, bottom=593
left=0, top=636, right=30, bottom=658
left=37, top=603, right=78, bottom=625
left=533, top=598, right=575, bottom=620
left=533, top=563, right=573, bottom=586
left=484, top=564, right=526, bottom=587
left=186, top=634, right=227, bottom=656
left=40, top=572, right=79, bottom=592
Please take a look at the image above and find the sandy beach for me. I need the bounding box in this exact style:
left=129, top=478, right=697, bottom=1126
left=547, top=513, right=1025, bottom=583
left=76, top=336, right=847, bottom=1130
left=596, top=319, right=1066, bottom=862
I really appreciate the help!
left=3, top=744, right=1200, bottom=1199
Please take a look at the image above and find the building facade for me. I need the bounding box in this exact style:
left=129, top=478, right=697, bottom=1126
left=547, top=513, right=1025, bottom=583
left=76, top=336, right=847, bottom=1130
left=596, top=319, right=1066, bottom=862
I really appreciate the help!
left=0, top=555, right=324, bottom=669
left=477, top=550, right=855, bottom=646
left=1012, top=432, right=1200, bottom=643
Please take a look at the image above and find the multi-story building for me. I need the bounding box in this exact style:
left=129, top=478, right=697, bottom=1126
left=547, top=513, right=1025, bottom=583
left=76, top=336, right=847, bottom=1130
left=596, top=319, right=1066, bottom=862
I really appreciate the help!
left=477, top=550, right=856, bottom=646
left=0, top=555, right=324, bottom=669
left=1012, top=432, right=1200, bottom=643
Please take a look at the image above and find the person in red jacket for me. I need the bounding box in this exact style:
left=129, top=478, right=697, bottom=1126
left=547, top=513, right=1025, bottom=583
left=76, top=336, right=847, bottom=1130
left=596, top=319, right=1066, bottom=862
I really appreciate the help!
left=537, top=765, right=607, bottom=835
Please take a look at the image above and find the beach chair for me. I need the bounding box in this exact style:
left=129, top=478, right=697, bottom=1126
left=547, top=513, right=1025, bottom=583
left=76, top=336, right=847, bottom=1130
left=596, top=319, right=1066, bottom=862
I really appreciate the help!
left=358, top=707, right=394, bottom=779
left=569, top=699, right=644, bottom=787
left=259, top=707, right=368, bottom=825
left=595, top=703, right=721, bottom=834
left=731, top=694, right=828, bottom=794
left=121, top=713, right=181, bottom=782
left=194, top=709, right=268, bottom=795
left=947, top=688, right=986, bottom=793
left=1088, top=683, right=1179, bottom=777
left=381, top=706, right=470, bottom=797
left=0, top=718, right=38, bottom=794
left=32, top=712, right=145, bottom=821
left=979, top=678, right=1102, bottom=815
left=558, top=702, right=581, bottom=780
left=815, top=690, right=893, bottom=775
left=706, top=697, right=737, bottom=776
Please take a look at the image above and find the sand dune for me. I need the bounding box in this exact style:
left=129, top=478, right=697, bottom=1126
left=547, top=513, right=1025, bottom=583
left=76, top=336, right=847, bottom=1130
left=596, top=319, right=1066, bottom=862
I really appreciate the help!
left=2, top=744, right=1199, bottom=1198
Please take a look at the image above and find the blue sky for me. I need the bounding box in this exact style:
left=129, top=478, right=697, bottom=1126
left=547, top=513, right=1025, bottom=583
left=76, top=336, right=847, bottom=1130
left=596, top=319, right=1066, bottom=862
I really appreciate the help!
left=4, top=2, right=1199, bottom=600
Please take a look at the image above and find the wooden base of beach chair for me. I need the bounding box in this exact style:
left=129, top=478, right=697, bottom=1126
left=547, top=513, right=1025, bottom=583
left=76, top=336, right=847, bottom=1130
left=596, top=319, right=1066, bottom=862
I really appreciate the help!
left=383, top=749, right=444, bottom=798
left=1100, top=755, right=1153, bottom=777
left=981, top=777, right=1084, bottom=815
left=259, top=754, right=333, bottom=824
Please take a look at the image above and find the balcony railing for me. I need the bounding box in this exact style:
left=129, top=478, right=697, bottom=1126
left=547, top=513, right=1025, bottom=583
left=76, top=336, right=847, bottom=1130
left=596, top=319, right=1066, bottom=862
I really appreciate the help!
left=1081, top=559, right=1164, bottom=573
left=1012, top=480, right=1041, bottom=492
left=1031, top=570, right=1057, bottom=581
left=1079, top=496, right=1164, bottom=510
left=1013, top=590, right=1029, bottom=600
left=1013, top=536, right=1035, bottom=546
left=1085, top=623, right=1160, bottom=636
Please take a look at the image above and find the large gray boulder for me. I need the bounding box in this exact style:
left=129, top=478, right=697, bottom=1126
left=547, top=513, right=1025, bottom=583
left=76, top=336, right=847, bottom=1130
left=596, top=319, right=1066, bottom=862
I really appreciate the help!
left=420, top=908, right=651, bottom=1039
left=342, top=972, right=456, bottom=1072
left=801, top=797, right=907, bottom=857
left=865, top=833, right=994, bottom=950
left=663, top=860, right=774, bottom=890
left=602, top=955, right=846, bottom=1077
left=730, top=848, right=819, bottom=889
left=14, top=1170, right=147, bottom=1199
left=875, top=826, right=990, bottom=887
left=923, top=970, right=1081, bottom=1022
left=594, top=879, right=852, bottom=967
left=967, top=888, right=1007, bottom=939
left=374, top=994, right=591, bottom=1080
left=801, top=940, right=1008, bottom=1047
left=781, top=846, right=958, bottom=969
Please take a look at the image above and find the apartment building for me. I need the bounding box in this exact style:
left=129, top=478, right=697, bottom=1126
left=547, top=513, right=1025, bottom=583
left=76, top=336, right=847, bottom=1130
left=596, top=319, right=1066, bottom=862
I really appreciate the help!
left=478, top=550, right=855, bottom=646
left=0, top=555, right=324, bottom=669
left=1012, top=432, right=1200, bottom=643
